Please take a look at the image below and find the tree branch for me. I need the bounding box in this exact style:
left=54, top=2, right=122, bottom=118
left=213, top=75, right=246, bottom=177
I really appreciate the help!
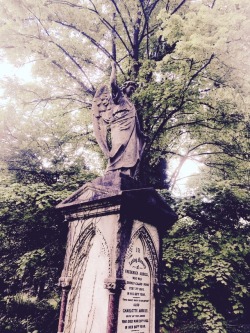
left=186, top=54, right=215, bottom=89
left=54, top=19, right=126, bottom=76
left=120, top=0, right=134, bottom=25
left=53, top=20, right=111, bottom=58
left=89, top=0, right=132, bottom=57
left=51, top=60, right=94, bottom=95
left=171, top=0, right=187, bottom=15
left=211, top=0, right=217, bottom=9
left=52, top=41, right=95, bottom=93
left=108, top=0, right=134, bottom=48
left=138, top=0, right=162, bottom=45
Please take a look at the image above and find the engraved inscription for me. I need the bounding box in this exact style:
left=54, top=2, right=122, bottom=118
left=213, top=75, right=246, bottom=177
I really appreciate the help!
left=118, top=237, right=151, bottom=333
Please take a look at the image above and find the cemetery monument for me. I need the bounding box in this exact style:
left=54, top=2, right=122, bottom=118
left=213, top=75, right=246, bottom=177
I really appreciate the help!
left=56, top=61, right=177, bottom=333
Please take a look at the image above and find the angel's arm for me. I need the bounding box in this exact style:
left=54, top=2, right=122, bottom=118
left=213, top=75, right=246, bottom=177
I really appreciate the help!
left=110, top=61, right=120, bottom=104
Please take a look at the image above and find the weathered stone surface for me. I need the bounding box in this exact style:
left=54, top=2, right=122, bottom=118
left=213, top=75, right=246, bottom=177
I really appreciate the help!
left=56, top=172, right=176, bottom=228
left=60, top=215, right=117, bottom=333
left=56, top=173, right=177, bottom=333
left=56, top=171, right=141, bottom=209
left=92, top=62, right=146, bottom=177
left=117, top=221, right=159, bottom=333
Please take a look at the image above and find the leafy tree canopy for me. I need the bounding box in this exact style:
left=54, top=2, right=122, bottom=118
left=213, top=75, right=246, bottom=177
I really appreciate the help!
left=0, top=0, right=249, bottom=332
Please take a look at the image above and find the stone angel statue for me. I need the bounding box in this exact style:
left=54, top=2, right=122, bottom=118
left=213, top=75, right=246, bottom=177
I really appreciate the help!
left=92, top=62, right=146, bottom=177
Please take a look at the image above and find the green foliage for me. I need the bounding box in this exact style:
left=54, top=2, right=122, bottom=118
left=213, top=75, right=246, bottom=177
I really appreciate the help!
left=1, top=293, right=59, bottom=333
left=160, top=185, right=250, bottom=332
left=0, top=167, right=96, bottom=332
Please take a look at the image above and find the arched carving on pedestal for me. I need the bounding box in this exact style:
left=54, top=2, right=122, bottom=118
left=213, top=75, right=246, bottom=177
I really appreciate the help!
left=63, top=222, right=111, bottom=333
left=124, top=225, right=158, bottom=277
left=67, top=222, right=96, bottom=279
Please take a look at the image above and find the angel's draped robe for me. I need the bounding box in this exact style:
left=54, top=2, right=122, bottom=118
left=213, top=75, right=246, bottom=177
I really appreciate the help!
left=106, top=89, right=144, bottom=172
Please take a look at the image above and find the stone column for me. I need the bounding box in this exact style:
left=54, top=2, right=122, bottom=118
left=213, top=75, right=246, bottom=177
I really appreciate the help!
left=57, top=277, right=72, bottom=333
left=104, top=278, right=126, bottom=333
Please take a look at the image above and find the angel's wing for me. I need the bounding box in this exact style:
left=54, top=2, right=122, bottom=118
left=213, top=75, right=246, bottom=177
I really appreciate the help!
left=92, top=85, right=112, bottom=157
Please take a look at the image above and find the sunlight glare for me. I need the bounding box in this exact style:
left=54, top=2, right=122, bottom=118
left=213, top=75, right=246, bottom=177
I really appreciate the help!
left=169, top=157, right=202, bottom=197
left=0, top=60, right=32, bottom=83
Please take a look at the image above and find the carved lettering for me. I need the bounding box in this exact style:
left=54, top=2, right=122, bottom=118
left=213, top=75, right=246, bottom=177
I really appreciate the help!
left=118, top=236, right=151, bottom=333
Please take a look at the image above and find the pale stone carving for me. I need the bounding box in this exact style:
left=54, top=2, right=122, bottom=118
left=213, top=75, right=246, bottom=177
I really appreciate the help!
left=92, top=62, right=146, bottom=177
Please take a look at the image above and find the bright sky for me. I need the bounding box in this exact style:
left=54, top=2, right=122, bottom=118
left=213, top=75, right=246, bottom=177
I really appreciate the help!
left=169, top=157, right=203, bottom=197
left=0, top=60, right=32, bottom=83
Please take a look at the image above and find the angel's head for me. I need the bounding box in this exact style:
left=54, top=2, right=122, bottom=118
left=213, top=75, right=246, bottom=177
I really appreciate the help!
left=121, top=81, right=138, bottom=97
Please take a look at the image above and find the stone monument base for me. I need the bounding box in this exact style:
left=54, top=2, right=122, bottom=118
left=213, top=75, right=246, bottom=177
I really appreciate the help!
left=56, top=172, right=177, bottom=333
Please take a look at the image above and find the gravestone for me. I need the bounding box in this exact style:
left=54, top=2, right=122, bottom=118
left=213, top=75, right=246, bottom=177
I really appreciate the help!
left=56, top=172, right=177, bottom=333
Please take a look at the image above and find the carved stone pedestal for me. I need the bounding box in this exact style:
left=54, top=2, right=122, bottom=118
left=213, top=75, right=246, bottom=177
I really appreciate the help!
left=56, top=172, right=177, bottom=333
